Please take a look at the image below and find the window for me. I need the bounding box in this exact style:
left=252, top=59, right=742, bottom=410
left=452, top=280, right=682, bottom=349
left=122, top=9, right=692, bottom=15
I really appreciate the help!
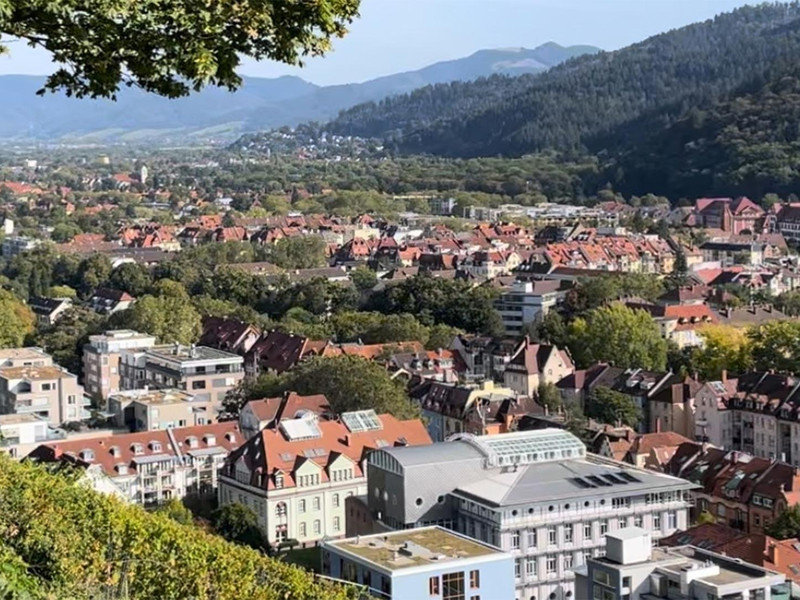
left=429, top=576, right=440, bottom=596
left=584, top=523, right=592, bottom=540
left=653, top=513, right=661, bottom=530
left=313, top=520, right=321, bottom=535
left=600, top=520, right=608, bottom=535
left=469, top=570, right=479, bottom=589
left=299, top=523, right=306, bottom=537
left=528, top=529, right=537, bottom=548
left=548, top=527, right=557, bottom=545
left=667, top=512, right=677, bottom=529
left=333, top=516, right=340, bottom=532
left=564, top=554, right=573, bottom=570
left=514, top=559, right=521, bottom=579
left=618, top=517, right=627, bottom=529
left=525, top=558, right=536, bottom=578
left=564, top=525, right=573, bottom=544
left=275, top=472, right=284, bottom=488
left=299, top=499, right=306, bottom=513
left=192, top=380, right=206, bottom=390
left=511, top=530, right=520, bottom=549
left=634, top=515, right=643, bottom=528
left=546, top=555, right=557, bottom=575
left=333, top=493, right=340, bottom=508
left=442, top=571, right=465, bottom=600
left=276, top=502, right=287, bottom=516
left=313, top=496, right=321, bottom=511
left=593, top=570, right=612, bottom=586
left=41, top=383, right=52, bottom=391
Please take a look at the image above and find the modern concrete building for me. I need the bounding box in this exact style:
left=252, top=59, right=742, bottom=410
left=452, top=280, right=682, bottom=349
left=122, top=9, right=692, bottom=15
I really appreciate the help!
left=366, top=429, right=695, bottom=600
left=1, top=235, right=40, bottom=257
left=218, top=410, right=431, bottom=547
left=119, top=344, right=243, bottom=408
left=0, top=347, right=53, bottom=369
left=0, top=363, right=89, bottom=426
left=574, top=527, right=788, bottom=600
left=322, top=526, right=514, bottom=600
left=495, top=279, right=567, bottom=336
left=0, top=413, right=51, bottom=458
left=83, top=330, right=157, bottom=402
left=107, top=388, right=219, bottom=431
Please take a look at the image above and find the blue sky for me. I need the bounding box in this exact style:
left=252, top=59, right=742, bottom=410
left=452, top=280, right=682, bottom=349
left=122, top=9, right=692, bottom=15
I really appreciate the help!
left=0, top=0, right=756, bottom=85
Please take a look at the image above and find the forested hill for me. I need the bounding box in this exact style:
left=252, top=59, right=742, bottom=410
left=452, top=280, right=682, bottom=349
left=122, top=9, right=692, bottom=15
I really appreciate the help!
left=610, top=71, right=800, bottom=200
left=326, top=3, right=800, bottom=158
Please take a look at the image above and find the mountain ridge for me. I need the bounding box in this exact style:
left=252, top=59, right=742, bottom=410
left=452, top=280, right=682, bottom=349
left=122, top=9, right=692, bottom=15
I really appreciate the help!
left=0, top=42, right=599, bottom=143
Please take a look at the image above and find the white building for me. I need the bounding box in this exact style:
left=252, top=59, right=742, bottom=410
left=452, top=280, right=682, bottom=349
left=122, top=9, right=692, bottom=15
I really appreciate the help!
left=366, top=429, right=696, bottom=600
left=495, top=279, right=566, bottom=336
left=575, top=527, right=786, bottom=600
left=217, top=410, right=431, bottom=547
left=83, top=330, right=157, bottom=402
left=1, top=236, right=40, bottom=257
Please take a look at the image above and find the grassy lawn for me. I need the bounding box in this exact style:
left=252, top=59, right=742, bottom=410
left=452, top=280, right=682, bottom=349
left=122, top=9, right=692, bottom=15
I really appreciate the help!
left=281, top=546, right=321, bottom=572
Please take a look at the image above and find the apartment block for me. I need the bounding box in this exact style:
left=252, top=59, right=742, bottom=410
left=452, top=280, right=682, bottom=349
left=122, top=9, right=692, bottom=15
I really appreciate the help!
left=495, top=279, right=567, bottom=336
left=217, top=410, right=431, bottom=547
left=83, top=330, right=156, bottom=402
left=0, top=363, right=88, bottom=426
left=365, top=429, right=695, bottom=600
left=0, top=347, right=53, bottom=368
left=574, top=527, right=787, bottom=600
left=28, top=422, right=242, bottom=505
left=107, top=388, right=219, bottom=431
left=0, top=414, right=51, bottom=458
left=322, top=526, right=514, bottom=600
left=119, top=344, right=243, bottom=410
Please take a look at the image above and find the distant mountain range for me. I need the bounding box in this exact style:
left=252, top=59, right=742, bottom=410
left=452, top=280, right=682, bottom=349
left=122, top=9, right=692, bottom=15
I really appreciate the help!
left=0, top=42, right=599, bottom=143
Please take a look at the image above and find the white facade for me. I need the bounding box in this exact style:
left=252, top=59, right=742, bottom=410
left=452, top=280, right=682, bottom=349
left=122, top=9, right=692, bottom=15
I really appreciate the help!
left=496, top=280, right=562, bottom=336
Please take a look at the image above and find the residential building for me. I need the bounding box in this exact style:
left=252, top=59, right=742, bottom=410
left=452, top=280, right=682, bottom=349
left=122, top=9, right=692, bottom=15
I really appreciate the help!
left=0, top=347, right=52, bottom=368
left=217, top=409, right=431, bottom=547
left=503, top=337, right=575, bottom=397
left=574, top=527, right=786, bottom=600
left=244, top=330, right=329, bottom=377
left=775, top=204, right=800, bottom=243
left=28, top=421, right=242, bottom=505
left=690, top=196, right=765, bottom=234
left=120, top=345, right=243, bottom=409
left=428, top=196, right=457, bottom=216
left=87, top=288, right=136, bottom=314
left=700, top=240, right=763, bottom=267
left=648, top=376, right=702, bottom=441
left=0, top=413, right=50, bottom=458
left=321, top=526, right=514, bottom=600
left=28, top=296, right=72, bottom=326
left=0, top=363, right=88, bottom=426
left=83, top=330, right=157, bottom=402
left=661, top=522, right=800, bottom=586
left=107, top=388, right=219, bottom=431
left=198, top=316, right=261, bottom=356
left=495, top=279, right=568, bottom=336
left=411, top=380, right=518, bottom=442
left=665, top=442, right=800, bottom=535
left=1, top=235, right=40, bottom=257
left=366, top=429, right=695, bottom=600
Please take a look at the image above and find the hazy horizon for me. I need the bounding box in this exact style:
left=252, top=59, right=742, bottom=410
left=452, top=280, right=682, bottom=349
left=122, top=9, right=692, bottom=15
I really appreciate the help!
left=0, top=0, right=756, bottom=86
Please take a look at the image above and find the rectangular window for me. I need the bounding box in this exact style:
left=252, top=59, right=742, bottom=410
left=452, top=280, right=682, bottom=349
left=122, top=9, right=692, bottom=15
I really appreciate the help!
left=654, top=513, right=661, bottom=530
left=511, top=530, right=520, bottom=549
left=313, top=520, right=321, bottom=535
left=618, top=517, right=627, bottom=529
left=313, top=497, right=320, bottom=511
left=600, top=520, right=608, bottom=535
left=528, top=529, right=537, bottom=548
left=584, top=523, right=592, bottom=540
left=429, top=576, right=440, bottom=596
left=191, top=380, right=206, bottom=390
left=525, top=558, right=536, bottom=577
left=299, top=500, right=306, bottom=513
left=299, top=523, right=306, bottom=537
left=333, top=517, right=340, bottom=531
left=547, top=555, right=557, bottom=575
left=469, top=570, right=479, bottom=589
left=442, top=571, right=465, bottom=600
left=514, top=559, right=521, bottom=579
left=564, top=525, right=573, bottom=544
left=548, top=527, right=557, bottom=545
left=564, top=554, right=574, bottom=570
left=634, top=515, right=643, bottom=528
left=667, top=512, right=677, bottom=529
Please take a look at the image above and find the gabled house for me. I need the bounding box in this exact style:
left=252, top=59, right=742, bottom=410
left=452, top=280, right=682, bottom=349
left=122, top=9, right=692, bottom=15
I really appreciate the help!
left=502, top=337, right=574, bottom=397
left=198, top=317, right=261, bottom=356
left=88, top=288, right=135, bottom=315
left=239, top=392, right=332, bottom=439
left=28, top=296, right=72, bottom=326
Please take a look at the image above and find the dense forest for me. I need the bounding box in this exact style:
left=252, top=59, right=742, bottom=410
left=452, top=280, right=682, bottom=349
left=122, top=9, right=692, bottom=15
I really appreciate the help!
left=327, top=3, right=800, bottom=160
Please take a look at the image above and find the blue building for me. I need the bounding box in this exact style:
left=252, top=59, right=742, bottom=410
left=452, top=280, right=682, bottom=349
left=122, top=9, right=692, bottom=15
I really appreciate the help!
left=321, top=526, right=514, bottom=600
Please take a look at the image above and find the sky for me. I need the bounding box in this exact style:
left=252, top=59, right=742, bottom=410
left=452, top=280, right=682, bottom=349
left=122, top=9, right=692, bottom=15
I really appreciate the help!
left=0, top=0, right=757, bottom=86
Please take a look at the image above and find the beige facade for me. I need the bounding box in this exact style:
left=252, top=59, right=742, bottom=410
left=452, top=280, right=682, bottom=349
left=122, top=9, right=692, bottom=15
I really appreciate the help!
left=0, top=364, right=88, bottom=426
left=503, top=341, right=575, bottom=397
left=83, top=330, right=156, bottom=403
left=0, top=347, right=52, bottom=368
left=120, top=345, right=243, bottom=408
left=108, top=388, right=219, bottom=431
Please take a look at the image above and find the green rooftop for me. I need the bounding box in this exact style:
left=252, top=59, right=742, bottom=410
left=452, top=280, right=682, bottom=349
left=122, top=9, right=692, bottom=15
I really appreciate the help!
left=332, top=526, right=500, bottom=571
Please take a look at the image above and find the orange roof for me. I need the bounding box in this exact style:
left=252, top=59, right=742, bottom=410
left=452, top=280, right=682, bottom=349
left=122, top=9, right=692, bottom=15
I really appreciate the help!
left=225, top=414, right=431, bottom=490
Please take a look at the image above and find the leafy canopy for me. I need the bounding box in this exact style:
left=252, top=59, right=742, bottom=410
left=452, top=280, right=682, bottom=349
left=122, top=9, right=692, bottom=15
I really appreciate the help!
left=0, top=0, right=360, bottom=98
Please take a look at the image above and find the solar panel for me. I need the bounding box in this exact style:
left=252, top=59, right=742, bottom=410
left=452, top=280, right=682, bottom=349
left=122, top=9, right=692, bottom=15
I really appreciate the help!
left=617, top=472, right=641, bottom=483
left=587, top=475, right=612, bottom=487
left=572, top=477, right=595, bottom=489
left=341, top=409, right=383, bottom=433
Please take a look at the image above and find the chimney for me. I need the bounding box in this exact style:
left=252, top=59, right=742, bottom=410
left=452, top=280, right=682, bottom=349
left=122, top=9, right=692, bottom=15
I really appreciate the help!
left=655, top=417, right=662, bottom=434
left=721, top=370, right=727, bottom=384
left=768, top=542, right=778, bottom=565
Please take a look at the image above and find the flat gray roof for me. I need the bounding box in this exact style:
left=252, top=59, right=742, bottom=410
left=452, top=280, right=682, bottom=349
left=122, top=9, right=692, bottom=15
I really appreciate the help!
left=454, top=454, right=694, bottom=507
